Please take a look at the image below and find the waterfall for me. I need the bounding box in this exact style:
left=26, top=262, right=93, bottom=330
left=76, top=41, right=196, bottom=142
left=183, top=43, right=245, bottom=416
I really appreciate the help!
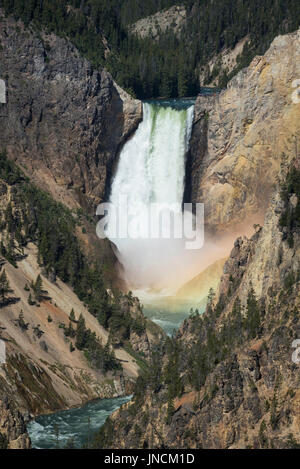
left=107, top=101, right=196, bottom=293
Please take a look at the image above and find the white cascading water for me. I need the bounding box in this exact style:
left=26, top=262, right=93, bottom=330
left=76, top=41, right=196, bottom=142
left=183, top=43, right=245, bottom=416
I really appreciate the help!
left=107, top=101, right=202, bottom=293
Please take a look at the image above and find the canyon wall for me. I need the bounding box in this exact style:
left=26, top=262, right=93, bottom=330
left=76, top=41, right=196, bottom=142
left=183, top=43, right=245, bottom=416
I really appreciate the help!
left=189, top=28, right=300, bottom=235
left=0, top=12, right=142, bottom=213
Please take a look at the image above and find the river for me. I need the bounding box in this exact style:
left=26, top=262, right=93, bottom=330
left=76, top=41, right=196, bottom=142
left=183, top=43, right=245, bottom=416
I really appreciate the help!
left=27, top=396, right=132, bottom=449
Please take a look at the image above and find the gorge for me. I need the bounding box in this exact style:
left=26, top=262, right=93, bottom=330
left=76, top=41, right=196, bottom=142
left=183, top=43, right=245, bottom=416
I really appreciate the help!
left=0, top=3, right=300, bottom=451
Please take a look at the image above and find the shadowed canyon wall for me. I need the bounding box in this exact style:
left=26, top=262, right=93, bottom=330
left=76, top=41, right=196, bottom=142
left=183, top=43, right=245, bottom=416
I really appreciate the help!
left=0, top=12, right=142, bottom=213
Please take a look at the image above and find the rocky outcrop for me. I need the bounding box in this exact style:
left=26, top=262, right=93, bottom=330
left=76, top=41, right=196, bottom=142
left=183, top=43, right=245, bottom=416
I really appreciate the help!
left=189, top=28, right=300, bottom=235
left=117, top=295, right=166, bottom=360
left=0, top=12, right=142, bottom=212
left=130, top=6, right=186, bottom=40
left=0, top=397, right=31, bottom=449
left=199, top=37, right=249, bottom=87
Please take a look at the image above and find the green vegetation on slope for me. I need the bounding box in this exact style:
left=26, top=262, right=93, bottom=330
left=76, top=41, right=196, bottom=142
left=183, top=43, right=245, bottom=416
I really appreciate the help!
left=1, top=0, right=300, bottom=98
left=280, top=166, right=300, bottom=248
left=0, top=150, right=146, bottom=372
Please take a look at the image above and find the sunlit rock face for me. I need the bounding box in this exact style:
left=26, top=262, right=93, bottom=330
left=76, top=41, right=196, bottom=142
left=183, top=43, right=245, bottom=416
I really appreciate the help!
left=189, top=28, right=300, bottom=235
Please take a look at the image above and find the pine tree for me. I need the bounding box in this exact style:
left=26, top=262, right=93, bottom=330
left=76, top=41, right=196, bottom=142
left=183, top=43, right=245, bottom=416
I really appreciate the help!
left=28, top=293, right=35, bottom=305
left=97, top=299, right=109, bottom=328
left=166, top=396, right=175, bottom=424
left=65, top=321, right=76, bottom=339
left=75, top=313, right=87, bottom=350
left=177, top=61, right=189, bottom=98
left=207, top=288, right=215, bottom=312
left=17, top=310, right=29, bottom=331
left=0, top=269, right=10, bottom=304
left=245, top=287, right=261, bottom=339
left=160, top=67, right=172, bottom=98
left=33, top=274, right=43, bottom=302
left=69, top=308, right=76, bottom=322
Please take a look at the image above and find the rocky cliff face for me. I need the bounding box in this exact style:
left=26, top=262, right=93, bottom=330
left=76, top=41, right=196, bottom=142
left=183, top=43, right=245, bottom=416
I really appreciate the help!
left=0, top=12, right=142, bottom=213
left=189, top=28, right=300, bottom=235
left=0, top=397, right=31, bottom=449
left=130, top=6, right=186, bottom=41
